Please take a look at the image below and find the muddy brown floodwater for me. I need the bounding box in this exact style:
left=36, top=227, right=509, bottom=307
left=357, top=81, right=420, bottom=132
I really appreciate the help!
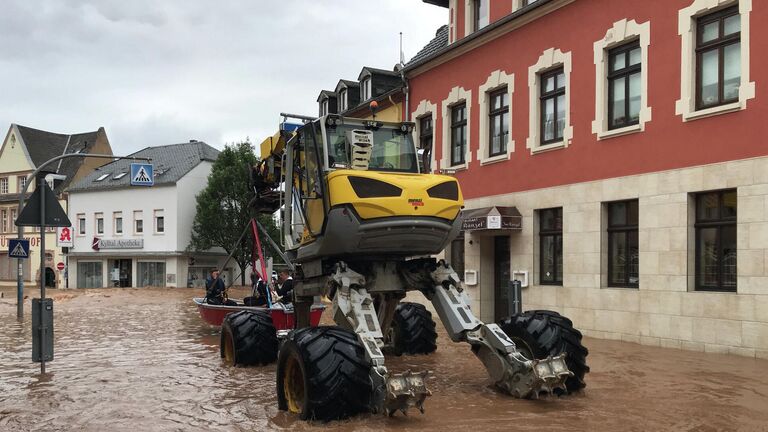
left=2, top=288, right=768, bottom=431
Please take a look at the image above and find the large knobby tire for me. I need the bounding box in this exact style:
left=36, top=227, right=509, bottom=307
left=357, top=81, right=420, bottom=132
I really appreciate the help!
left=220, top=310, right=278, bottom=366
left=498, top=310, right=589, bottom=393
left=277, top=326, right=372, bottom=421
left=391, top=302, right=437, bottom=355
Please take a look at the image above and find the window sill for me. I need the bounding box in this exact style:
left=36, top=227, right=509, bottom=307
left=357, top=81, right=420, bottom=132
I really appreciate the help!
left=682, top=101, right=741, bottom=122
left=441, top=162, right=468, bottom=173
left=597, top=123, right=641, bottom=140
left=480, top=153, right=510, bottom=166
left=531, top=141, right=566, bottom=154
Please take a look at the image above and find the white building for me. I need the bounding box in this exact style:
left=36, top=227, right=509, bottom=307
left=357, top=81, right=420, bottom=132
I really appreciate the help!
left=66, top=141, right=230, bottom=289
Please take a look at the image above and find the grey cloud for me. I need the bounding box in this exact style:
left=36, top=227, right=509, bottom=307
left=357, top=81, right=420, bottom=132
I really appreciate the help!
left=0, top=1, right=447, bottom=156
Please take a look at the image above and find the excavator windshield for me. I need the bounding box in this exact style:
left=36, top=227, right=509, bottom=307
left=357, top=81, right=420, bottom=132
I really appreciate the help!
left=326, top=123, right=418, bottom=173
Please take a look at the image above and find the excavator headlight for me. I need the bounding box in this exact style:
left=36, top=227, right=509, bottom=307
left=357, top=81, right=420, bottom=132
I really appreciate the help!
left=326, top=114, right=341, bottom=127
left=399, top=122, right=415, bottom=134
left=427, top=181, right=459, bottom=201
left=348, top=176, right=402, bottom=198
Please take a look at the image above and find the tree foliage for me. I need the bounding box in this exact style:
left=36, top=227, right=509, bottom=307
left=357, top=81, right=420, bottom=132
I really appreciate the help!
left=189, top=141, right=281, bottom=285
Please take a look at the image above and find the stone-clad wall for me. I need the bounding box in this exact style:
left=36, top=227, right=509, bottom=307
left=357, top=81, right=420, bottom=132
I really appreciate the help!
left=459, top=156, right=768, bottom=359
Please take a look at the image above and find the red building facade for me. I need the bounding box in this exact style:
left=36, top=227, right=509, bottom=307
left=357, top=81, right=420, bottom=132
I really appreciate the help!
left=405, top=0, right=767, bottom=357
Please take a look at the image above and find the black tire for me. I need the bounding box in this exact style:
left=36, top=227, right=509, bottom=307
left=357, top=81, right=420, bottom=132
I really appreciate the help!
left=391, top=302, right=437, bottom=355
left=220, top=310, right=278, bottom=366
left=498, top=310, right=589, bottom=393
left=277, top=326, right=372, bottom=421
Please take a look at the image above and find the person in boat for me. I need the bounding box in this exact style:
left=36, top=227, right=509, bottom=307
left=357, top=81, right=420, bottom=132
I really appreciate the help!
left=205, top=269, right=236, bottom=305
left=244, top=272, right=270, bottom=307
left=275, top=269, right=294, bottom=303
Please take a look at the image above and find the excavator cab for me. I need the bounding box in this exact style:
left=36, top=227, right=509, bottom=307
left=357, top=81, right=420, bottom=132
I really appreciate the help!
left=278, top=114, right=464, bottom=262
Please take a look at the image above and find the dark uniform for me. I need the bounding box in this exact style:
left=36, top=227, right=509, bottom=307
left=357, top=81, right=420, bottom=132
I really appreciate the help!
left=206, top=274, right=235, bottom=305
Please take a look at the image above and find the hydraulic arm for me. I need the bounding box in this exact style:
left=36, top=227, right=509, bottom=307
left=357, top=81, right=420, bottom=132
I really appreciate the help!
left=329, top=258, right=572, bottom=415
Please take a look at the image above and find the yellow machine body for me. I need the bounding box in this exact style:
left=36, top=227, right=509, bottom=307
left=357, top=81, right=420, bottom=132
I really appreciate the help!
left=326, top=170, right=463, bottom=221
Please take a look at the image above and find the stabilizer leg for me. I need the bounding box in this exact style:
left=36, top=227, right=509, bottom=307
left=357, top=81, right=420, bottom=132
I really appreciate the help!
left=330, top=261, right=431, bottom=416
left=425, top=260, right=572, bottom=398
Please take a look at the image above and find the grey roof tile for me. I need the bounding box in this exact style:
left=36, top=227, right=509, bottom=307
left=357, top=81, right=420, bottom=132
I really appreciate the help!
left=407, top=25, right=449, bottom=65
left=15, top=124, right=102, bottom=192
left=67, top=141, right=219, bottom=193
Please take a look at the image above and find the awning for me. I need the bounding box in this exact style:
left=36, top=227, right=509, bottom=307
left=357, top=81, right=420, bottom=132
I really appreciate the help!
left=461, top=206, right=522, bottom=231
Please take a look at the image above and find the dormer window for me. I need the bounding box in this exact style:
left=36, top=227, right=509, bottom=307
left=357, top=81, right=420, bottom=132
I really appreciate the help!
left=361, top=78, right=372, bottom=101
left=340, top=89, right=348, bottom=111
left=320, top=99, right=329, bottom=116
left=472, top=0, right=489, bottom=32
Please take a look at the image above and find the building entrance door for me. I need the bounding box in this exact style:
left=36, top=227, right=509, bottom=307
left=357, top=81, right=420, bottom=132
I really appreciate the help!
left=493, top=236, right=511, bottom=322
left=44, top=267, right=56, bottom=288
left=109, top=259, right=132, bottom=287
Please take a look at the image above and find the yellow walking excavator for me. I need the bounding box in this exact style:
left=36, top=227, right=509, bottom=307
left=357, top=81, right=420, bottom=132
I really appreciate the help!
left=221, top=113, right=589, bottom=421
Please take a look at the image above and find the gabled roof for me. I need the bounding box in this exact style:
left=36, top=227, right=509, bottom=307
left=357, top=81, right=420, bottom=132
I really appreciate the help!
left=357, top=66, right=400, bottom=81
left=67, top=141, right=219, bottom=193
left=407, top=25, right=449, bottom=65
left=316, top=90, right=337, bottom=102
left=335, top=79, right=359, bottom=93
left=14, top=124, right=105, bottom=191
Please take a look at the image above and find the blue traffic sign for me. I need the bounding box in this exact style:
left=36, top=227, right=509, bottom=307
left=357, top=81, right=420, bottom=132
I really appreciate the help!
left=130, top=163, right=154, bottom=186
left=9, top=239, right=30, bottom=259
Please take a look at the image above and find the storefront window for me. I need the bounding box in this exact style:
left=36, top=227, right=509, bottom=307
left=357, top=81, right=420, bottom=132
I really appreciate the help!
left=138, top=261, right=166, bottom=287
left=77, top=262, right=103, bottom=288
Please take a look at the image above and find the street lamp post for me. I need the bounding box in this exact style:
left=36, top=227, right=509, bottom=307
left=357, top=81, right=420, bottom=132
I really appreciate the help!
left=16, top=153, right=151, bottom=321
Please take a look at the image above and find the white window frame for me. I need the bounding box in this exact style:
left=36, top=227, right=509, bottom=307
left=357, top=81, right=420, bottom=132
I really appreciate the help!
left=134, top=210, right=143, bottom=235
left=113, top=211, right=123, bottom=235
left=441, top=86, right=472, bottom=171
left=339, top=89, right=348, bottom=111
left=676, top=0, right=754, bottom=121
left=361, top=77, right=372, bottom=101
left=478, top=70, right=515, bottom=164
left=77, top=213, right=85, bottom=236
left=592, top=19, right=652, bottom=140
left=1, top=209, right=7, bottom=233
left=449, top=0, right=458, bottom=43
left=320, top=99, right=328, bottom=116
left=526, top=48, right=573, bottom=154
left=154, top=209, right=165, bottom=234
left=0, top=178, right=8, bottom=194
left=95, top=213, right=104, bottom=235
left=465, top=0, right=489, bottom=36
left=412, top=99, right=438, bottom=173
left=17, top=176, right=27, bottom=193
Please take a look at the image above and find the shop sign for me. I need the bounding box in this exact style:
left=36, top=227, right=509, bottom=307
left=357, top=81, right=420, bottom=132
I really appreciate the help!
left=1, top=236, right=42, bottom=248
left=57, top=227, right=73, bottom=247
left=461, top=215, right=522, bottom=231
left=92, top=238, right=144, bottom=250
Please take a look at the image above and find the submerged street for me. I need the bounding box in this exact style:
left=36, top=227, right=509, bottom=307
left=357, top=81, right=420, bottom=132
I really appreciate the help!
left=2, top=287, right=768, bottom=431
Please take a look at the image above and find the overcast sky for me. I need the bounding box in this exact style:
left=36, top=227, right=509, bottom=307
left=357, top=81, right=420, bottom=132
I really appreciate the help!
left=0, top=1, right=447, bottom=156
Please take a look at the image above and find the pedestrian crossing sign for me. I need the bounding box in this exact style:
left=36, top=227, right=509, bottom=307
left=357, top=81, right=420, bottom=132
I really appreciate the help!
left=130, top=163, right=154, bottom=186
left=9, top=239, right=30, bottom=259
